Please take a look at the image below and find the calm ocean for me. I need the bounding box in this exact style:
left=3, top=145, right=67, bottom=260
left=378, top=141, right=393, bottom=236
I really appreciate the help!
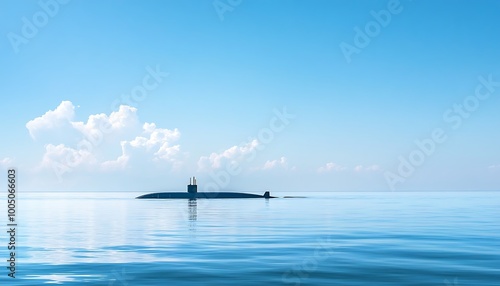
left=3, top=191, right=499, bottom=285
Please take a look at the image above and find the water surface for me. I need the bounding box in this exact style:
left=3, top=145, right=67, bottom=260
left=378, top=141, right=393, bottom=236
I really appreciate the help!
left=4, top=191, right=499, bottom=285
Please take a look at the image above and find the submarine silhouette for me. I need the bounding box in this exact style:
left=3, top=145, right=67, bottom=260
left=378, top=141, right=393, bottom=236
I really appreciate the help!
left=136, top=177, right=275, bottom=199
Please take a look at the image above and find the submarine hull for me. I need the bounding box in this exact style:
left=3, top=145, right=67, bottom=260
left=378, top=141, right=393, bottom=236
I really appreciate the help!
left=136, top=192, right=274, bottom=199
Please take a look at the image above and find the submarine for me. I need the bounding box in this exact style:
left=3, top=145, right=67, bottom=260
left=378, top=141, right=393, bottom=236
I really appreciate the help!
left=136, top=177, right=275, bottom=199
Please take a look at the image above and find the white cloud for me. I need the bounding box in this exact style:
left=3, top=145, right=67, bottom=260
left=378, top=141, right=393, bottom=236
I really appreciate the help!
left=129, top=123, right=181, bottom=164
left=26, top=101, right=75, bottom=139
left=488, top=165, right=500, bottom=170
left=198, top=139, right=259, bottom=171
left=71, top=105, right=139, bottom=141
left=101, top=141, right=129, bottom=171
left=41, top=144, right=97, bottom=169
left=318, top=162, right=347, bottom=173
left=28, top=101, right=182, bottom=175
left=262, top=156, right=288, bottom=170
left=155, top=144, right=181, bottom=162
left=103, top=122, right=181, bottom=170
left=354, top=164, right=381, bottom=172
left=130, top=123, right=180, bottom=150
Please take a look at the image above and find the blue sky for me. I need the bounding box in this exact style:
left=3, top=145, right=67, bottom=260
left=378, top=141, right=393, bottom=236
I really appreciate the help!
left=1, top=0, right=499, bottom=191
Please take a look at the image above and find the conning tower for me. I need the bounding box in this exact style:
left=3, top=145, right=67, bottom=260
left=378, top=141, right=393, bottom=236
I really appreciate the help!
left=187, top=176, right=197, bottom=194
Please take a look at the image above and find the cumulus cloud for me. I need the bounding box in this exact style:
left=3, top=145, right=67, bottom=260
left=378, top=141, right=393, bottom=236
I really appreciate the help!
left=71, top=105, right=140, bottom=141
left=262, top=156, right=288, bottom=170
left=102, top=123, right=182, bottom=171
left=198, top=139, right=259, bottom=171
left=318, top=162, right=347, bottom=173
left=27, top=101, right=182, bottom=176
left=101, top=141, right=130, bottom=171
left=26, top=101, right=75, bottom=139
left=130, top=123, right=180, bottom=150
left=41, top=144, right=97, bottom=170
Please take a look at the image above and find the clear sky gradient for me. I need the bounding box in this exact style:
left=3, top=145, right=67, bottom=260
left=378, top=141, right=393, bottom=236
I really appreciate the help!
left=1, top=0, right=499, bottom=191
